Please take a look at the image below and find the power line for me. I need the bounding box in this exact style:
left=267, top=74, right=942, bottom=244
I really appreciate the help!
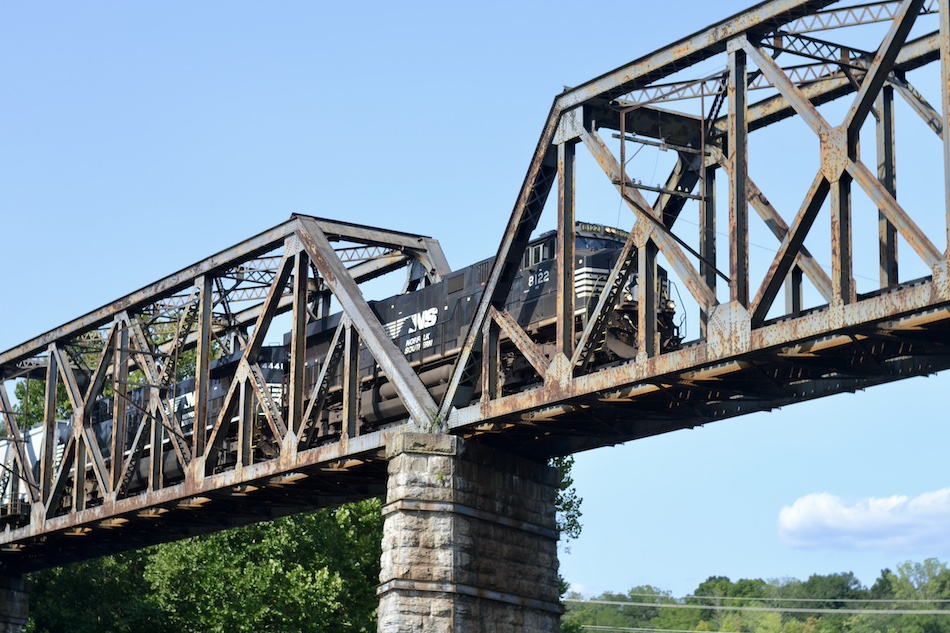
left=611, top=592, right=950, bottom=604
left=565, top=598, right=950, bottom=616
left=580, top=627, right=740, bottom=633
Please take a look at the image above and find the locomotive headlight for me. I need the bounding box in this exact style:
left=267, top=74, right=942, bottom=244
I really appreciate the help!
left=666, top=299, right=676, bottom=312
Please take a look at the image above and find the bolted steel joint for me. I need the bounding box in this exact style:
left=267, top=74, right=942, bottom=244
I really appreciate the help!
left=819, top=127, right=848, bottom=182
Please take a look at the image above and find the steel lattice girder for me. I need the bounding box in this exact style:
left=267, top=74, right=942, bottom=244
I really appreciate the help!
left=437, top=0, right=950, bottom=427
left=0, top=215, right=448, bottom=571
left=2, top=0, right=950, bottom=572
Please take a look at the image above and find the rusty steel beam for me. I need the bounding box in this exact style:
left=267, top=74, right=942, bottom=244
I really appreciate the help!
left=556, top=140, right=577, bottom=360
left=843, top=0, right=926, bottom=137
left=0, top=387, right=38, bottom=504
left=750, top=172, right=831, bottom=324
left=783, top=0, right=937, bottom=33
left=559, top=0, right=838, bottom=109
left=729, top=40, right=750, bottom=307
left=942, top=0, right=950, bottom=255
left=296, top=217, right=438, bottom=427
left=489, top=307, right=549, bottom=380
left=721, top=163, right=834, bottom=302
left=581, top=126, right=718, bottom=313
left=890, top=74, right=943, bottom=138
left=438, top=119, right=559, bottom=419
left=847, top=159, right=942, bottom=267
left=709, top=31, right=940, bottom=136
left=877, top=86, right=900, bottom=288
left=0, top=216, right=448, bottom=378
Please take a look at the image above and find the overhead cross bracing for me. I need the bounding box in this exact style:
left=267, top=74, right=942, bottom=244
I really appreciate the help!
left=1, top=0, right=950, bottom=573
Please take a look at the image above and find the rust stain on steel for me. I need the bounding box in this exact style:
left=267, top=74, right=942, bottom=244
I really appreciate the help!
left=0, top=428, right=392, bottom=546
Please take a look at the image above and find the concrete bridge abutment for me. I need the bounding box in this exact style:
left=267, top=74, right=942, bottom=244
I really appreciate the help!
left=0, top=576, right=28, bottom=633
left=378, top=433, right=562, bottom=632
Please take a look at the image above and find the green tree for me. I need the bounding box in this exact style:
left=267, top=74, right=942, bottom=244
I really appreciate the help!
left=563, top=586, right=673, bottom=630
left=869, top=568, right=897, bottom=599
left=144, top=498, right=382, bottom=633
left=12, top=378, right=70, bottom=430
left=552, top=455, right=582, bottom=545
left=892, top=558, right=950, bottom=600
left=27, top=550, right=169, bottom=633
left=799, top=571, right=865, bottom=607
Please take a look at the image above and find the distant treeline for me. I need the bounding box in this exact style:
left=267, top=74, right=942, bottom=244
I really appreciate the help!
left=563, top=558, right=950, bottom=633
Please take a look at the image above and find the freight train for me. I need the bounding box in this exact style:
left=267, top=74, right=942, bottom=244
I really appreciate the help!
left=0, top=221, right=681, bottom=518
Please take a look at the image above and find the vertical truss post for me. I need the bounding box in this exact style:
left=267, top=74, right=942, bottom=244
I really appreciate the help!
left=942, top=0, right=950, bottom=257
left=288, top=251, right=310, bottom=437
left=831, top=174, right=855, bottom=303
left=701, top=166, right=718, bottom=336
left=40, top=347, right=58, bottom=503
left=149, top=387, right=163, bottom=490
left=110, top=318, right=129, bottom=493
left=314, top=288, right=331, bottom=320
left=342, top=322, right=360, bottom=439
left=193, top=276, right=213, bottom=459
left=481, top=320, right=501, bottom=401
left=728, top=38, right=750, bottom=307
left=556, top=139, right=577, bottom=359
left=785, top=265, right=804, bottom=315
left=877, top=86, right=899, bottom=287
left=73, top=434, right=87, bottom=511
left=637, top=239, right=659, bottom=358
left=237, top=380, right=253, bottom=468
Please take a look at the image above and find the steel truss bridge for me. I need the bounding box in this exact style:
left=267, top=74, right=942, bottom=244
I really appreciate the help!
left=2, top=0, right=950, bottom=574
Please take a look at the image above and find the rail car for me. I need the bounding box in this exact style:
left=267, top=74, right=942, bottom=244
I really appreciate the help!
left=0, top=222, right=681, bottom=519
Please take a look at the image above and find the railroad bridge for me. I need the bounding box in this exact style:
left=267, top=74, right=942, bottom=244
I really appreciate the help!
left=3, top=0, right=950, bottom=630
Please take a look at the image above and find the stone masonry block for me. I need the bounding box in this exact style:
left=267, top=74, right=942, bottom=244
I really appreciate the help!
left=380, top=433, right=561, bottom=632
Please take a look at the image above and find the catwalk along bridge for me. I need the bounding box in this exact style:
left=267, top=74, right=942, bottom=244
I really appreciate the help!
left=1, top=0, right=950, bottom=601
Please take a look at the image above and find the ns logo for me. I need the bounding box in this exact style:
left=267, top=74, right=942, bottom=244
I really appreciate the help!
left=408, top=307, right=439, bottom=333
left=383, top=307, right=440, bottom=340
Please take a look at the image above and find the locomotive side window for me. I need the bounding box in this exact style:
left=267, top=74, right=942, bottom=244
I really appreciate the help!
left=523, top=241, right=553, bottom=268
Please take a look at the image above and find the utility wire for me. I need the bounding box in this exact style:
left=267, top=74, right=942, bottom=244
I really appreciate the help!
left=613, top=592, right=950, bottom=604
left=580, top=627, right=740, bottom=633
left=565, top=598, right=950, bottom=616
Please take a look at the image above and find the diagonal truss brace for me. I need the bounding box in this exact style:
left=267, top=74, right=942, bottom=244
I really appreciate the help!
left=0, top=386, right=39, bottom=503
left=489, top=307, right=549, bottom=381
left=580, top=125, right=718, bottom=314
left=295, top=217, right=438, bottom=427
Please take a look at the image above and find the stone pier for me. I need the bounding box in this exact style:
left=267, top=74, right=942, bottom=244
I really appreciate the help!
left=378, top=433, right=561, bottom=633
left=0, top=576, right=28, bottom=633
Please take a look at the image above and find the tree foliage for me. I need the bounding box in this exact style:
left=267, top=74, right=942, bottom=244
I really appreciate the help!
left=552, top=455, right=582, bottom=545
left=27, top=550, right=168, bottom=633
left=27, top=500, right=382, bottom=633
left=12, top=379, right=70, bottom=431
left=564, top=560, right=950, bottom=633
left=145, top=498, right=382, bottom=633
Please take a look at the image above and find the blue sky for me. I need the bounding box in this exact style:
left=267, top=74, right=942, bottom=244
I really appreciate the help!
left=1, top=0, right=948, bottom=598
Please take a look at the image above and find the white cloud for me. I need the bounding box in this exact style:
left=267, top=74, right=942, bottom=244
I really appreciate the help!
left=778, top=488, right=950, bottom=551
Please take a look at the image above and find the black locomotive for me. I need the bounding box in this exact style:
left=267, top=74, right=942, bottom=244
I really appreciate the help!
left=298, top=221, right=682, bottom=432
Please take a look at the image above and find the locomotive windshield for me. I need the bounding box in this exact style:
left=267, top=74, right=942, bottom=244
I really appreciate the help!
left=523, top=222, right=628, bottom=269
